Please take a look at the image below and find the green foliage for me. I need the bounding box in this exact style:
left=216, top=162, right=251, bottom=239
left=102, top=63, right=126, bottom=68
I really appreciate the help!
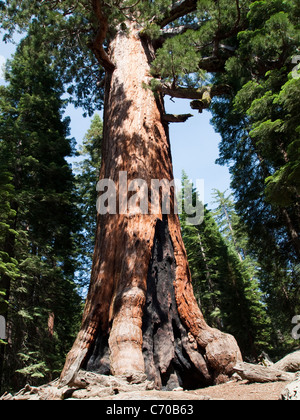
left=151, top=31, right=204, bottom=84
left=1, top=1, right=104, bottom=115
left=0, top=32, right=82, bottom=391
left=16, top=355, right=50, bottom=379
left=0, top=145, right=19, bottom=318
left=0, top=0, right=254, bottom=96
left=74, top=114, right=103, bottom=290
left=210, top=0, right=300, bottom=355
left=230, top=68, right=300, bottom=208
left=180, top=174, right=271, bottom=359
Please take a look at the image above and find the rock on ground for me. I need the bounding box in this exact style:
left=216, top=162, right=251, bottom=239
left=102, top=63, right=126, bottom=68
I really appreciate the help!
left=281, top=374, right=300, bottom=400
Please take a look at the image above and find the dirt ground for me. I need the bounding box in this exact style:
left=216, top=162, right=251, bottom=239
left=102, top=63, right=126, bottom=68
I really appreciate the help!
left=97, top=380, right=289, bottom=401
left=192, top=379, right=289, bottom=400
left=1, top=375, right=290, bottom=400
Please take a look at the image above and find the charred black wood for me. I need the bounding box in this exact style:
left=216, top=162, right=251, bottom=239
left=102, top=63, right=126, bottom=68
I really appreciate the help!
left=142, top=217, right=212, bottom=390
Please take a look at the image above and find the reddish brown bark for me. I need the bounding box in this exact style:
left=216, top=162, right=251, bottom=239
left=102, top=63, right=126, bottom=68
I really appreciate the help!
left=48, top=312, right=55, bottom=339
left=60, top=23, right=242, bottom=388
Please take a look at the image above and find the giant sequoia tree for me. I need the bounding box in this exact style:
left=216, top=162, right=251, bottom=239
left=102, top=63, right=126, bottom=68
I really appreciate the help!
left=0, top=0, right=258, bottom=388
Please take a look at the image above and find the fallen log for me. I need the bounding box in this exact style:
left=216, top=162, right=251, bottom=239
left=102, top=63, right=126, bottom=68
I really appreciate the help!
left=274, top=350, right=300, bottom=373
left=233, top=362, right=296, bottom=383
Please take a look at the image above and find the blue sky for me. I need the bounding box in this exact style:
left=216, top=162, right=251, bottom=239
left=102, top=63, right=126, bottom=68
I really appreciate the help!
left=165, top=98, right=231, bottom=206
left=0, top=37, right=231, bottom=208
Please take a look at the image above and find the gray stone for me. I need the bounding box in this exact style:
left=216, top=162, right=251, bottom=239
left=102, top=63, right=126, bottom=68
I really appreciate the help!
left=281, top=375, right=300, bottom=400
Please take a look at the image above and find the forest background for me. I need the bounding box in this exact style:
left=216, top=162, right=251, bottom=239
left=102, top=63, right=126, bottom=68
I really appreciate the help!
left=0, top=0, right=299, bottom=393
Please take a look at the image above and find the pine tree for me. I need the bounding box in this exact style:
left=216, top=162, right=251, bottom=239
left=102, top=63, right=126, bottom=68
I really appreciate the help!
left=0, top=33, right=82, bottom=391
left=75, top=114, right=103, bottom=291
left=212, top=190, right=258, bottom=271
left=209, top=0, right=300, bottom=354
left=0, top=164, right=18, bottom=315
left=0, top=149, right=19, bottom=361
left=210, top=0, right=300, bottom=260
left=180, top=176, right=271, bottom=359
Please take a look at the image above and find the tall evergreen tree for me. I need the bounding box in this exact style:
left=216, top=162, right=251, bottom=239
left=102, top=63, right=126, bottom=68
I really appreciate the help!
left=180, top=175, right=271, bottom=359
left=0, top=33, right=82, bottom=391
left=212, top=189, right=258, bottom=274
left=0, top=162, right=18, bottom=316
left=74, top=114, right=103, bottom=291
left=209, top=0, right=300, bottom=353
left=0, top=147, right=18, bottom=373
left=210, top=0, right=300, bottom=261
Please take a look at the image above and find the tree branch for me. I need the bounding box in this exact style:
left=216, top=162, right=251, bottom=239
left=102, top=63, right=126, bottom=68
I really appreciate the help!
left=89, top=0, right=115, bottom=72
left=154, top=81, right=231, bottom=112
left=156, top=83, right=207, bottom=100
left=155, top=81, right=231, bottom=109
left=190, top=85, right=232, bottom=112
left=157, top=0, right=198, bottom=28
left=152, top=23, right=200, bottom=49
left=162, top=113, right=193, bottom=123
left=198, top=56, right=227, bottom=73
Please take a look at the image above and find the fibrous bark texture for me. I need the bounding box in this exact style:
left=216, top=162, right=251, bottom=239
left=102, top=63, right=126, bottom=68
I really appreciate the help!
left=60, top=22, right=242, bottom=389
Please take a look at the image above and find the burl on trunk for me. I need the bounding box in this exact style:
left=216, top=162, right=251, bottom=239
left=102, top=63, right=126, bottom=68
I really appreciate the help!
left=61, top=24, right=242, bottom=390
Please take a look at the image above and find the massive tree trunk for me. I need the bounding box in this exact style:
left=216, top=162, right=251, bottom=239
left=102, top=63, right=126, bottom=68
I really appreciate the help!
left=60, top=23, right=242, bottom=389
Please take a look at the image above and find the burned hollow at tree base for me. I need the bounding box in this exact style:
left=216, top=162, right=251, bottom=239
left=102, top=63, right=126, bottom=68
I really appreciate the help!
left=142, top=217, right=212, bottom=390
left=83, top=218, right=214, bottom=390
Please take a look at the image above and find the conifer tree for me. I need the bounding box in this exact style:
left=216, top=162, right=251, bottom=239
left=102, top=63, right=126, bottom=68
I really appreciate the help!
left=0, top=33, right=82, bottom=391
left=0, top=162, right=18, bottom=316
left=180, top=176, right=271, bottom=359
left=209, top=0, right=300, bottom=353
left=0, top=147, right=19, bottom=380
left=210, top=0, right=300, bottom=261
left=75, top=114, right=103, bottom=290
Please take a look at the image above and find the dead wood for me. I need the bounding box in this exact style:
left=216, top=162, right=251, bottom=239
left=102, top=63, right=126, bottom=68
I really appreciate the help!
left=274, top=350, right=300, bottom=373
left=233, top=362, right=296, bottom=383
